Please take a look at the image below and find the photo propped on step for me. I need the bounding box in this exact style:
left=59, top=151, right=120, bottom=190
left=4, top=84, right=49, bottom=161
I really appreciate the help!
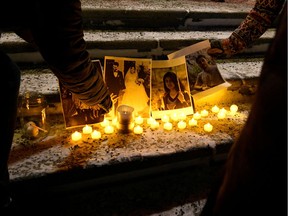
left=151, top=56, right=194, bottom=119
left=104, top=56, right=152, bottom=118
left=167, top=40, right=231, bottom=101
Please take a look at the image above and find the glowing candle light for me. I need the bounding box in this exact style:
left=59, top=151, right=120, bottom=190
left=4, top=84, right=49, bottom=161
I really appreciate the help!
left=163, top=122, right=173, bottom=131
left=230, top=104, right=238, bottom=114
left=217, top=110, right=226, bottom=119
left=91, top=130, right=101, bottom=139
left=104, top=125, right=114, bottom=134
left=82, top=125, right=92, bottom=134
left=170, top=113, right=179, bottom=122
left=219, top=108, right=227, bottom=114
left=133, top=125, right=143, bottom=134
left=135, top=116, right=144, bottom=125
left=211, top=105, right=220, bottom=113
left=177, top=120, right=187, bottom=129
left=188, top=118, right=197, bottom=126
left=150, top=120, right=159, bottom=130
left=161, top=115, right=170, bottom=123
left=71, top=131, right=82, bottom=142
left=112, top=117, right=118, bottom=126
left=147, top=117, right=155, bottom=125
left=100, top=118, right=110, bottom=127
left=200, top=109, right=209, bottom=117
left=178, top=112, right=186, bottom=120
left=193, top=112, right=201, bottom=120
left=204, top=123, right=213, bottom=132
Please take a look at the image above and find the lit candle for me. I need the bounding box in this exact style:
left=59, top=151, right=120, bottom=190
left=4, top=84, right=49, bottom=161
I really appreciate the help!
left=163, top=122, right=173, bottom=131
left=204, top=123, right=213, bottom=132
left=161, top=115, right=170, bottom=123
left=133, top=125, right=143, bottom=134
left=91, top=130, right=101, bottom=139
left=150, top=120, right=159, bottom=130
left=211, top=105, right=220, bottom=113
left=178, top=112, right=186, bottom=120
left=177, top=120, right=187, bottom=129
left=200, top=109, right=209, bottom=117
left=135, top=116, right=144, bottom=125
left=71, top=131, right=82, bottom=142
left=230, top=104, right=238, bottom=114
left=217, top=110, right=226, bottom=119
left=147, top=117, right=155, bottom=125
left=193, top=112, right=201, bottom=120
left=112, top=117, right=118, bottom=126
left=188, top=118, right=197, bottom=126
left=100, top=118, right=110, bottom=127
left=104, top=125, right=114, bottom=134
left=82, top=125, right=92, bottom=134
left=170, top=113, right=179, bottom=122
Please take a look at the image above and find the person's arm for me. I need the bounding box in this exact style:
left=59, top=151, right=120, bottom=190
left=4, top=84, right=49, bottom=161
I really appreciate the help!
left=209, top=0, right=286, bottom=57
left=27, top=1, right=111, bottom=112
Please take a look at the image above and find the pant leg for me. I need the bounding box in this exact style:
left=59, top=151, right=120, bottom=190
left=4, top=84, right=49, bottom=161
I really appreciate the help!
left=0, top=51, right=20, bottom=206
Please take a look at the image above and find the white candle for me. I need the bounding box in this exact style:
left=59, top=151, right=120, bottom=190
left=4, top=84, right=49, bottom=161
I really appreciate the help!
left=178, top=112, right=186, bottom=120
left=147, top=117, right=155, bottom=125
left=135, top=116, right=144, bottom=125
left=188, top=118, right=197, bottom=126
left=200, top=109, right=209, bottom=117
left=170, top=113, right=179, bottom=122
left=177, top=120, right=187, bottom=129
left=163, top=122, right=173, bottom=131
left=91, top=130, right=101, bottom=139
left=150, top=120, right=159, bottom=130
left=133, top=125, right=143, bottom=134
left=82, top=125, right=92, bottom=134
left=104, top=125, right=114, bottom=134
left=204, top=123, right=213, bottom=132
left=230, top=104, right=238, bottom=114
left=193, top=112, right=201, bottom=120
left=161, top=115, right=170, bottom=123
left=71, top=131, right=82, bottom=142
left=211, top=105, right=220, bottom=113
left=217, top=110, right=226, bottom=119
left=100, top=118, right=110, bottom=127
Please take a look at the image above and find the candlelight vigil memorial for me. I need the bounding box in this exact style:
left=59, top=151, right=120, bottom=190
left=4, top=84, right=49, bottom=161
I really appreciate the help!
left=0, top=0, right=286, bottom=215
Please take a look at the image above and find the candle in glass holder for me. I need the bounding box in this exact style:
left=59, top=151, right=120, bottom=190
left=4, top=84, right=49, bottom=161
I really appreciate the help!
left=133, top=125, right=143, bottom=134
left=150, top=120, right=159, bottom=130
left=161, top=115, right=170, bottom=123
left=104, top=125, right=114, bottom=134
left=71, top=131, right=82, bottom=142
left=135, top=116, right=144, bottom=125
left=91, top=130, right=101, bottom=139
left=177, top=120, right=187, bottom=129
left=163, top=122, right=173, bottom=131
left=204, top=123, right=213, bottom=132
left=200, top=110, right=209, bottom=117
left=82, top=125, right=92, bottom=134
left=211, top=105, right=220, bottom=113
left=193, top=112, right=201, bottom=120
left=188, top=118, right=197, bottom=126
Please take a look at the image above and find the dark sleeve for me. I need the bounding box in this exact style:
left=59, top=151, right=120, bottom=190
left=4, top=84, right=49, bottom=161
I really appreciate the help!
left=30, top=0, right=109, bottom=107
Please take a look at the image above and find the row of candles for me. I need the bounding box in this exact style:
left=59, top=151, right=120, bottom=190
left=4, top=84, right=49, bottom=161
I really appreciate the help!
left=71, top=104, right=239, bottom=142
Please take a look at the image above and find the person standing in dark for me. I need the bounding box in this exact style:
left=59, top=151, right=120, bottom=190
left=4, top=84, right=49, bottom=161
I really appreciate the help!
left=0, top=0, right=112, bottom=211
left=105, top=61, right=126, bottom=115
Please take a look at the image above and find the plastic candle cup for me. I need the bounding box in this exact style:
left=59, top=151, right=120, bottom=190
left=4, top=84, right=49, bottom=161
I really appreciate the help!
left=217, top=110, right=226, bottom=119
left=147, top=117, right=155, bottom=125
left=91, top=130, right=101, bottom=139
left=200, top=110, right=209, bottom=117
left=71, top=131, right=82, bottom=142
left=177, top=120, right=187, bottom=129
left=188, top=118, right=197, bottom=126
left=104, top=125, right=114, bottom=134
left=133, top=125, right=143, bottom=134
left=163, top=122, right=173, bottom=131
left=150, top=120, right=159, bottom=130
left=193, top=112, right=201, bottom=120
left=211, top=105, right=220, bottom=113
left=204, top=123, right=213, bottom=132
left=82, top=125, right=92, bottom=134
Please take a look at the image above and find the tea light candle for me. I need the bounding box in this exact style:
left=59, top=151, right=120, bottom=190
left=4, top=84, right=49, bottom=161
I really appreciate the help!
left=91, top=130, right=101, bottom=139
left=230, top=104, right=238, bottom=114
left=161, top=115, right=170, bottom=123
left=71, top=131, right=82, bottom=142
left=170, top=113, right=179, bottom=122
left=211, top=105, right=220, bottom=113
left=104, top=125, right=114, bottom=134
left=188, top=118, right=197, bottom=126
left=112, top=117, right=118, bottom=126
left=204, top=123, right=213, bottom=132
left=100, top=118, right=110, bottom=127
left=135, top=116, right=144, bottom=125
left=200, top=109, right=209, bottom=117
left=178, top=112, right=186, bottom=120
left=82, top=125, right=92, bottom=134
left=217, top=110, right=226, bottom=119
left=147, top=117, right=155, bottom=125
left=193, top=112, right=201, bottom=120
left=177, top=120, right=187, bottom=129
left=133, top=125, right=143, bottom=134
left=163, top=122, right=173, bottom=131
left=150, top=120, right=159, bottom=130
